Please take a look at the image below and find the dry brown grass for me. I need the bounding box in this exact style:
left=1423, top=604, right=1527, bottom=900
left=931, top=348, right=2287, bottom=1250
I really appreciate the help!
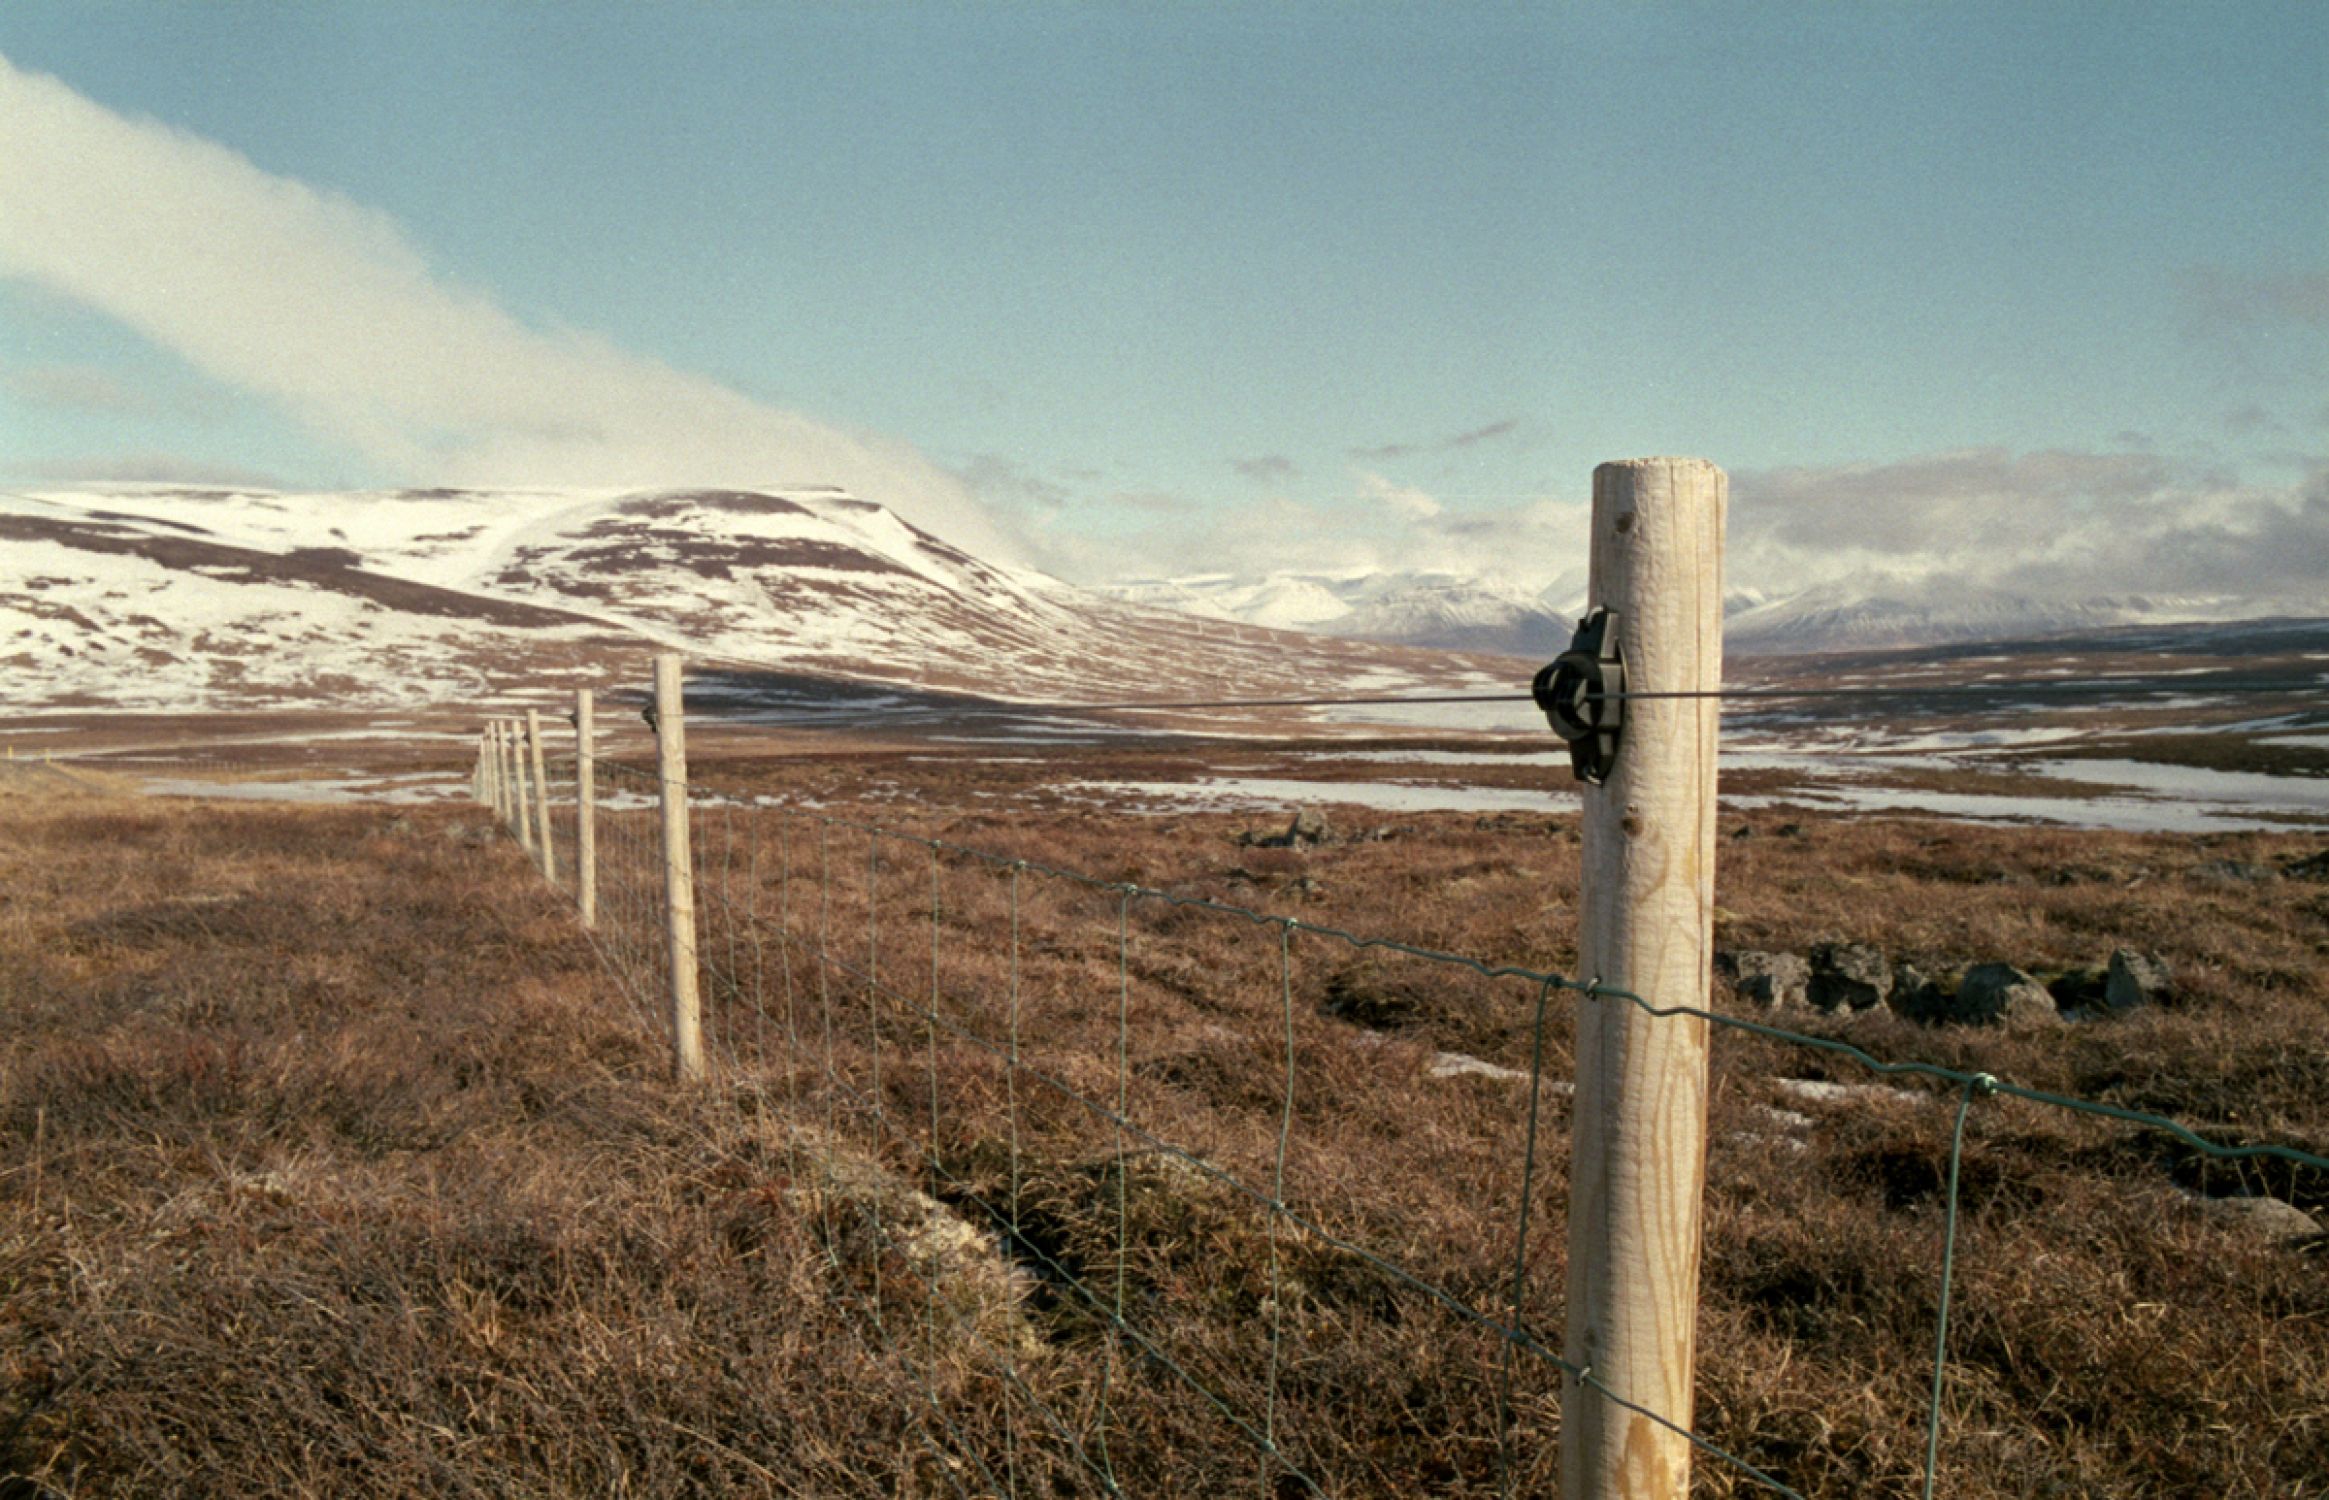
left=5, top=772, right=2326, bottom=1497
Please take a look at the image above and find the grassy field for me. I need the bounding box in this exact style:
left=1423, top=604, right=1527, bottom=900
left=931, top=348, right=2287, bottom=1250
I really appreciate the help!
left=3, top=774, right=2325, bottom=1497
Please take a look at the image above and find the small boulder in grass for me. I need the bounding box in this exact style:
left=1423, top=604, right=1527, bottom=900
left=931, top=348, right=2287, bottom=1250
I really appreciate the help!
left=2104, top=949, right=2172, bottom=1012
left=1889, top=963, right=1948, bottom=1023
left=1717, top=950, right=1810, bottom=1009
left=1950, top=963, right=2063, bottom=1026
left=1807, top=942, right=1890, bottom=1012
left=2194, top=1194, right=2321, bottom=1247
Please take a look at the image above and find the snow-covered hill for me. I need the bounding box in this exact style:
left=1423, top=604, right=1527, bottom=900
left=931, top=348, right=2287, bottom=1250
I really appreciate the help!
left=1098, top=570, right=1582, bottom=656
left=1719, top=584, right=2230, bottom=654
left=0, top=485, right=1513, bottom=713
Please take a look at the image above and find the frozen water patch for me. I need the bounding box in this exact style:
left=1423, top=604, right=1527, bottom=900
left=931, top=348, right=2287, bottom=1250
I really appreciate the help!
left=1062, top=776, right=1578, bottom=815
left=2025, top=758, right=2329, bottom=807
left=140, top=772, right=463, bottom=805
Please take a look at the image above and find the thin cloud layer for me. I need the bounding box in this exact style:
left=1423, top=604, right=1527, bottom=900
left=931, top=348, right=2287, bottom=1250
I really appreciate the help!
left=1068, top=445, right=2327, bottom=621
left=1730, top=447, right=2327, bottom=608
left=0, top=53, right=1022, bottom=563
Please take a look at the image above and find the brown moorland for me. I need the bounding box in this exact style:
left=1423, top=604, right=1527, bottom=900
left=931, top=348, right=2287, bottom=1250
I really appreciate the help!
left=3, top=764, right=2325, bottom=1497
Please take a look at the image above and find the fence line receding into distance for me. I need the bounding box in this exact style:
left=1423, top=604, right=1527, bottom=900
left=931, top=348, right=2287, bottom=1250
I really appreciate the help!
left=466, top=454, right=2324, bottom=1500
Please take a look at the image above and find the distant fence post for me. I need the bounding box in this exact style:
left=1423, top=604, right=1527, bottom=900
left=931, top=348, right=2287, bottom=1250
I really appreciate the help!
left=654, top=654, right=703, bottom=1082
left=574, top=688, right=597, bottom=931
left=498, top=720, right=519, bottom=829
left=510, top=717, right=536, bottom=857
left=1561, top=457, right=1726, bottom=1500
left=489, top=722, right=508, bottom=820
left=527, top=708, right=557, bottom=883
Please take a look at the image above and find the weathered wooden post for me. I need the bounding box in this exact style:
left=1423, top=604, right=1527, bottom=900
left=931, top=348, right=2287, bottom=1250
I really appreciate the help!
left=510, top=717, right=536, bottom=857
left=1561, top=457, right=1725, bottom=1500
left=498, top=720, right=518, bottom=826
left=654, top=654, right=703, bottom=1081
left=527, top=708, right=557, bottom=883
left=489, top=722, right=507, bottom=819
left=574, top=688, right=597, bottom=931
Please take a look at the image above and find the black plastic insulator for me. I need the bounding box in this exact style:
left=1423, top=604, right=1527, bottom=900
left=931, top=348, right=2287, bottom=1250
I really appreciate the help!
left=1531, top=608, right=1625, bottom=785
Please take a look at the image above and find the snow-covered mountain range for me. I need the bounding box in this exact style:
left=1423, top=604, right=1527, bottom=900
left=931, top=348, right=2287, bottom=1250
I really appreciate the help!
left=1098, top=571, right=1587, bottom=657
left=1, top=486, right=1510, bottom=713
left=1100, top=568, right=2268, bottom=656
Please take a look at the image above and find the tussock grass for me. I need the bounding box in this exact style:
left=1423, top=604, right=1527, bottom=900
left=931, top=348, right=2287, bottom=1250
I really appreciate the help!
left=4, top=787, right=2325, bottom=1497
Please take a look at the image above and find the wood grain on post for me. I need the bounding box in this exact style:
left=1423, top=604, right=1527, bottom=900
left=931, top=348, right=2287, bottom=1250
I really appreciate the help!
left=574, top=688, right=597, bottom=931
left=527, top=709, right=557, bottom=882
left=1561, top=457, right=1725, bottom=1500
left=489, top=722, right=507, bottom=819
left=654, top=655, right=703, bottom=1082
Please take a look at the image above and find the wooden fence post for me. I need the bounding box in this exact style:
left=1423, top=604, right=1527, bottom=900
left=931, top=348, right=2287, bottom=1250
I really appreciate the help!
left=489, top=722, right=507, bottom=819
left=1561, top=457, right=1726, bottom=1500
left=498, top=720, right=518, bottom=827
left=654, top=654, right=703, bottom=1082
left=510, top=717, right=536, bottom=857
left=527, top=708, right=557, bottom=883
left=574, top=688, right=597, bottom=931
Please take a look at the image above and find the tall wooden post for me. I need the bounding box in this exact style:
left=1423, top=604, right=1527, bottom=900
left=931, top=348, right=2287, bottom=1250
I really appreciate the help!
left=527, top=708, right=557, bottom=882
left=490, top=722, right=508, bottom=819
left=574, top=688, right=597, bottom=931
left=654, top=655, right=703, bottom=1081
left=1561, top=457, right=1725, bottom=1500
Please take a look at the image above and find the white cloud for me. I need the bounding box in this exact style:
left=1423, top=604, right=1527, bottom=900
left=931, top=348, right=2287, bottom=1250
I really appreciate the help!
left=1058, top=444, right=2327, bottom=620
left=1356, top=469, right=1443, bottom=522
left=0, top=52, right=1022, bottom=563
left=1728, top=448, right=2329, bottom=608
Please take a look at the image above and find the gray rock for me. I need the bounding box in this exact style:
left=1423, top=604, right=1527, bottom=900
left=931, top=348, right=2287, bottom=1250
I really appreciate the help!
left=1949, top=963, right=2063, bottom=1026
left=2194, top=1194, right=2321, bottom=1244
left=1774, top=1077, right=1923, bottom=1108
left=2104, top=949, right=2171, bottom=1012
left=1287, top=807, right=1331, bottom=844
left=1427, top=1051, right=1531, bottom=1084
left=1889, top=962, right=1948, bottom=1023
left=2195, top=860, right=2278, bottom=884
left=1718, top=950, right=1810, bottom=1009
left=1807, top=942, right=1890, bottom=1012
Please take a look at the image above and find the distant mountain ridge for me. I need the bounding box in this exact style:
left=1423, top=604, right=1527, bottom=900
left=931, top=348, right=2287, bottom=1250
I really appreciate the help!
left=1100, top=567, right=2273, bottom=656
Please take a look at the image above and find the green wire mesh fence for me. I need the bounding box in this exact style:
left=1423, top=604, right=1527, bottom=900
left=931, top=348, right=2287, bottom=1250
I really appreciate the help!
left=484, top=732, right=2326, bottom=1498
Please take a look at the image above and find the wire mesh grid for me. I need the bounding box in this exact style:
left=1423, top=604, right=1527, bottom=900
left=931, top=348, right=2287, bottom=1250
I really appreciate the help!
left=476, top=730, right=2328, bottom=1498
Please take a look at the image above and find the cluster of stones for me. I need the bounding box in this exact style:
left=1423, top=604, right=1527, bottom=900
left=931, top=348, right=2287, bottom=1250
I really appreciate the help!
left=1717, top=943, right=2172, bottom=1026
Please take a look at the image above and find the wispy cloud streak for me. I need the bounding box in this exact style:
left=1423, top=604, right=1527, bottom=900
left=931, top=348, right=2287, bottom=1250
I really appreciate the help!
left=0, top=52, right=1020, bottom=561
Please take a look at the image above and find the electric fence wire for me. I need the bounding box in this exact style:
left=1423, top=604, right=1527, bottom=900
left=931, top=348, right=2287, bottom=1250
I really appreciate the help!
left=669, top=670, right=2326, bottom=730
left=475, top=744, right=2328, bottom=1498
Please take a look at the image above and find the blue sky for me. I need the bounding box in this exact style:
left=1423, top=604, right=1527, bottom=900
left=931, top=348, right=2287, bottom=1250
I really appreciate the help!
left=1, top=2, right=2323, bottom=594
